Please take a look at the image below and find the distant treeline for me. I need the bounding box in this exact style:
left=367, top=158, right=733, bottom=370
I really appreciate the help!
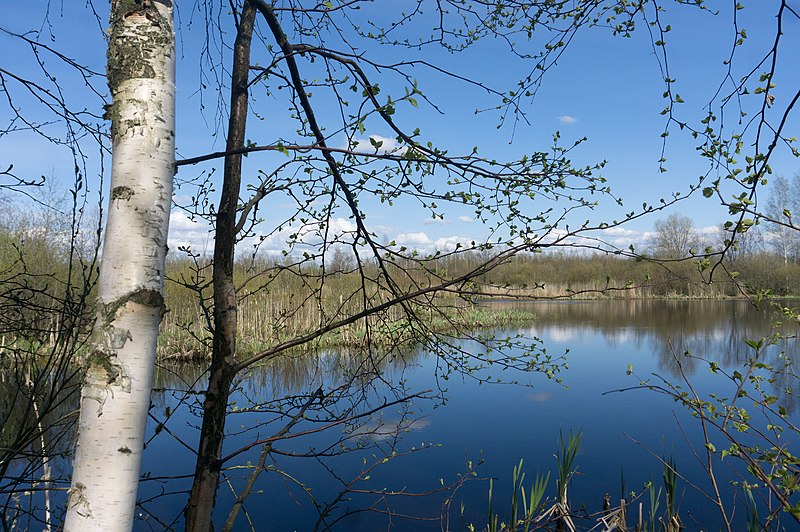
left=3, top=194, right=800, bottom=359
left=157, top=248, right=800, bottom=358
left=469, top=251, right=800, bottom=298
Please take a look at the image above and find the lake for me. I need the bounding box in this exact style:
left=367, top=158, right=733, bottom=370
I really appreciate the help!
left=134, top=299, right=800, bottom=530
left=4, top=299, right=798, bottom=530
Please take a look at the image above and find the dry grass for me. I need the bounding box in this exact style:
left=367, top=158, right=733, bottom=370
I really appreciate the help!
left=153, top=250, right=800, bottom=360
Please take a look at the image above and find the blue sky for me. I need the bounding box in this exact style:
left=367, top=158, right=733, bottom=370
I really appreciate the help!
left=2, top=1, right=798, bottom=256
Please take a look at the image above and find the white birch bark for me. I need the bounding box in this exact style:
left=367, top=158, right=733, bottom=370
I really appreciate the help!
left=65, top=1, right=174, bottom=530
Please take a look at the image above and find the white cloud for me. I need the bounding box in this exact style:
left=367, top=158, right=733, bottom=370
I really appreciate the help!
left=433, top=235, right=468, bottom=250
left=240, top=217, right=358, bottom=255
left=598, top=227, right=647, bottom=250
left=168, top=211, right=213, bottom=254
left=172, top=210, right=633, bottom=260
left=384, top=232, right=476, bottom=255
left=601, top=227, right=638, bottom=237
left=395, top=232, right=432, bottom=247
left=528, top=226, right=652, bottom=253
left=696, top=225, right=719, bottom=236
left=556, top=115, right=579, bottom=124
left=168, top=212, right=365, bottom=257
left=350, top=135, right=405, bottom=155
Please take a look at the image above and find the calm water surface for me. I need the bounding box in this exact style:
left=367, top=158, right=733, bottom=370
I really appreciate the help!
left=138, top=300, right=800, bottom=530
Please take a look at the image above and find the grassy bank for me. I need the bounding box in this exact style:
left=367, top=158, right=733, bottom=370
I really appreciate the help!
left=159, top=297, right=537, bottom=361
left=156, top=250, right=800, bottom=360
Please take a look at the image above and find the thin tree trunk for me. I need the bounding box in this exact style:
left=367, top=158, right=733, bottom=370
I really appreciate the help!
left=184, top=3, right=256, bottom=530
left=64, top=1, right=175, bottom=530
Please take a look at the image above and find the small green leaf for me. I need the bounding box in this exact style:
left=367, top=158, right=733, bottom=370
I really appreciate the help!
left=744, top=338, right=761, bottom=350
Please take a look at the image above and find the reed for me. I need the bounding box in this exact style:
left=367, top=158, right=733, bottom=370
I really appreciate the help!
left=159, top=254, right=539, bottom=359
left=157, top=249, right=800, bottom=360
left=474, top=441, right=693, bottom=532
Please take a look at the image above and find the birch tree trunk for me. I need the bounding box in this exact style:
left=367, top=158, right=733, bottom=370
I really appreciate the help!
left=65, top=1, right=175, bottom=530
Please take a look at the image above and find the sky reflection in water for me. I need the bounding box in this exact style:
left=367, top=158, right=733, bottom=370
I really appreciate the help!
left=141, top=300, right=800, bottom=530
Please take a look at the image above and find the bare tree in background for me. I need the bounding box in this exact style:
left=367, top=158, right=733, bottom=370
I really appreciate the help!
left=716, top=222, right=763, bottom=263
left=649, top=213, right=699, bottom=260
left=763, top=174, right=800, bottom=264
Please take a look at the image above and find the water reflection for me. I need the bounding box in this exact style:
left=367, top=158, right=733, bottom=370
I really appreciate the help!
left=351, top=416, right=433, bottom=442
left=0, top=357, right=79, bottom=530
left=5, top=300, right=800, bottom=530
left=488, top=299, right=800, bottom=386
left=144, top=300, right=800, bottom=529
left=155, top=300, right=780, bottom=402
